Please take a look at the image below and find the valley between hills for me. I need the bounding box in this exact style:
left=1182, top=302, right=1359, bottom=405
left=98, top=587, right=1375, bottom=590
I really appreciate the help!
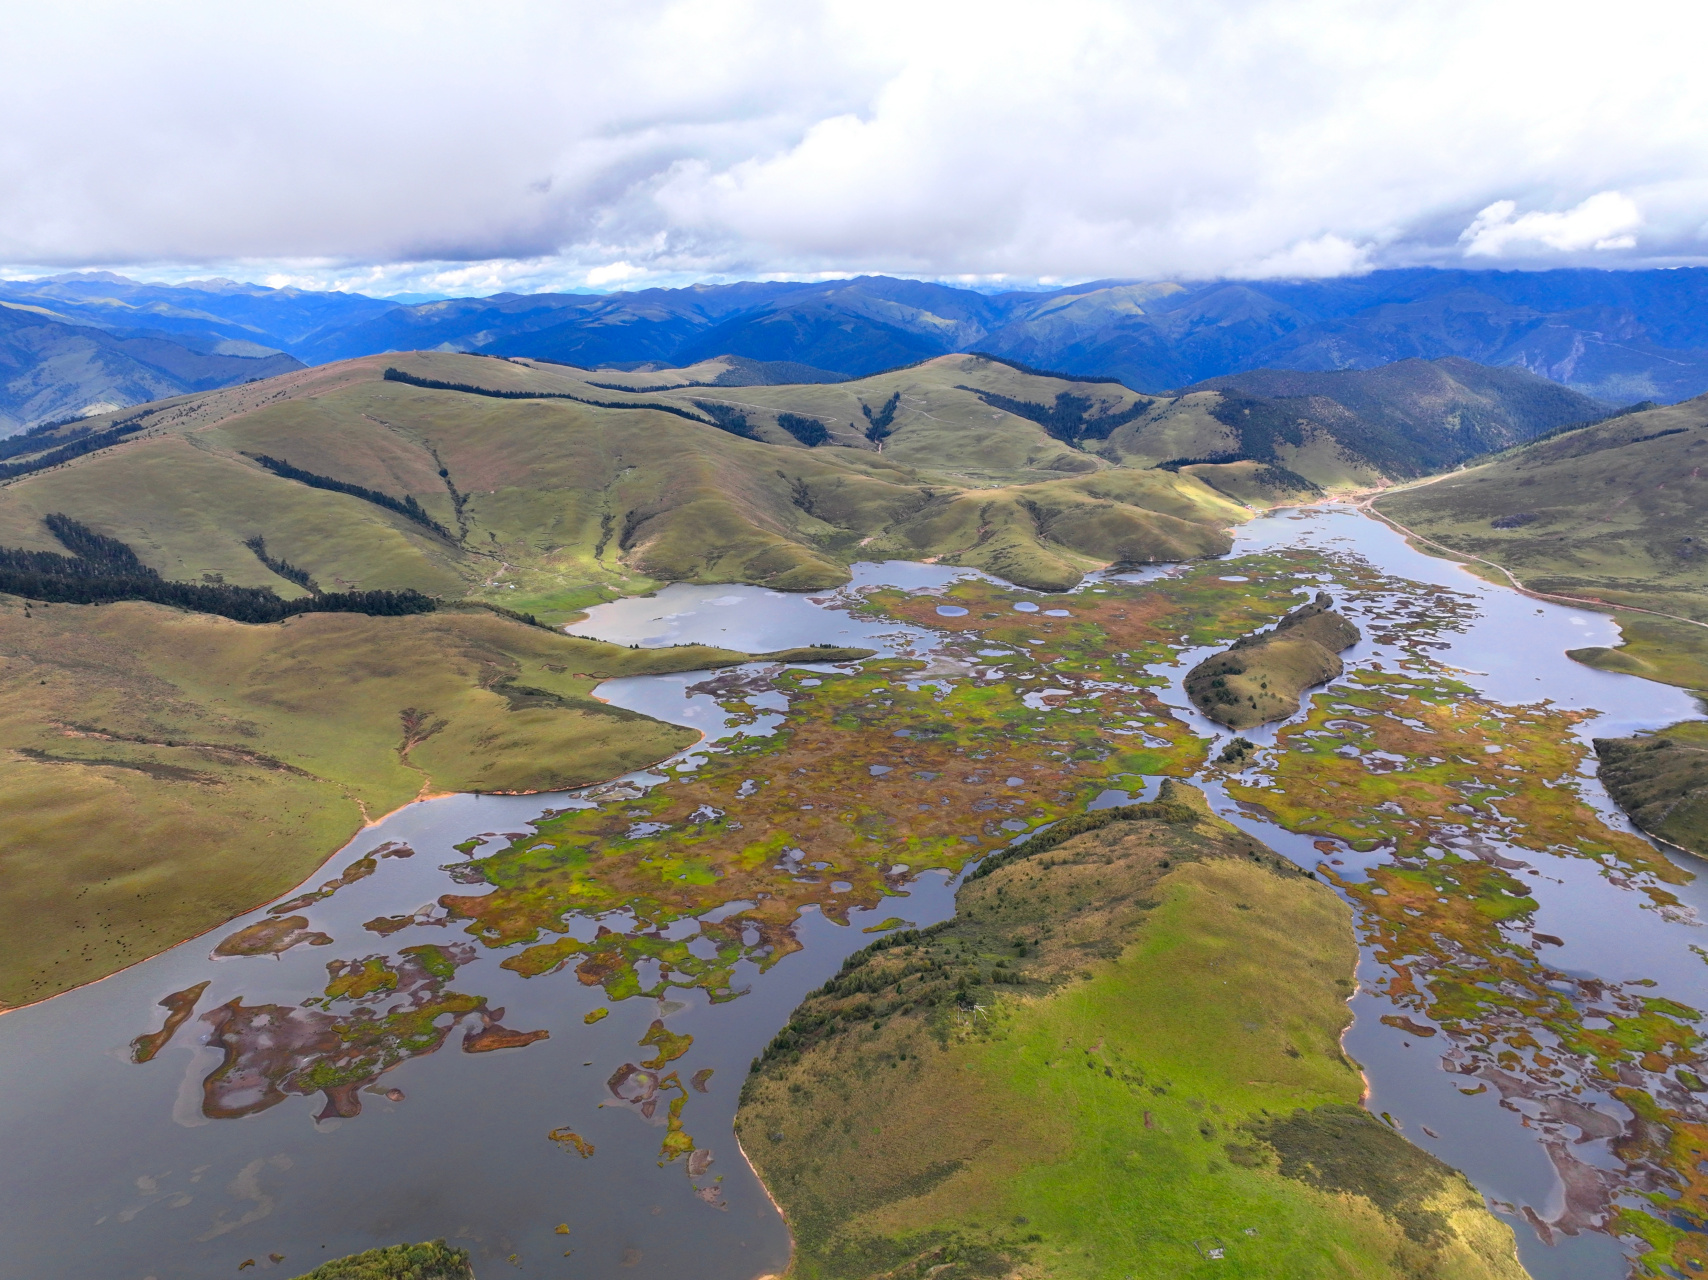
left=1, top=346, right=1705, bottom=1280
left=0, top=348, right=1623, bottom=1006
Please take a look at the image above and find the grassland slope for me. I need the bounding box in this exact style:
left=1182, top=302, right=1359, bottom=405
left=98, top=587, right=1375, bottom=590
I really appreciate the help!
left=1375, top=393, right=1708, bottom=617
left=1373, top=392, right=1708, bottom=688
left=1594, top=721, right=1708, bottom=857
left=736, top=784, right=1522, bottom=1280
left=0, top=351, right=1251, bottom=603
left=551, top=350, right=1555, bottom=497
left=0, top=592, right=793, bottom=1008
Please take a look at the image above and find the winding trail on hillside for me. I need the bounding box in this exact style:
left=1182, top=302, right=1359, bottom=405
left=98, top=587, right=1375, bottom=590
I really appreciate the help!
left=1350, top=479, right=1708, bottom=632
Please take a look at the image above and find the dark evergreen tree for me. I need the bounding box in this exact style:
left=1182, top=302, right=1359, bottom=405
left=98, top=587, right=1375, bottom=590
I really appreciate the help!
left=0, top=514, right=433, bottom=624
left=775, top=412, right=830, bottom=446
left=957, top=387, right=1148, bottom=445
left=690, top=400, right=757, bottom=438
left=0, top=418, right=145, bottom=480
left=246, top=454, right=453, bottom=538
left=383, top=367, right=711, bottom=424
left=243, top=534, right=320, bottom=593
left=860, top=392, right=901, bottom=443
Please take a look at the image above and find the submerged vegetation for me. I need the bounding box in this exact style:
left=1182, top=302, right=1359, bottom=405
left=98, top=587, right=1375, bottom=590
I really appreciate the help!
left=103, top=537, right=1707, bottom=1271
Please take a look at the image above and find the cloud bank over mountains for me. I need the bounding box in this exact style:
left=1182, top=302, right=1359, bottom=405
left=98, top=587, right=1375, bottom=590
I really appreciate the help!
left=5, top=0, right=1707, bottom=294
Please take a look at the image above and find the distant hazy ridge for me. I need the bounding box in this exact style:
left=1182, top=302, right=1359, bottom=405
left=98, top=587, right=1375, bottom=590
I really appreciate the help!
left=7, top=266, right=1708, bottom=431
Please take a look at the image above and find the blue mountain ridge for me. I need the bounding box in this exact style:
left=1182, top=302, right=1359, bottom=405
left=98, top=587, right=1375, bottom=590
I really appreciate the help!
left=5, top=267, right=1707, bottom=430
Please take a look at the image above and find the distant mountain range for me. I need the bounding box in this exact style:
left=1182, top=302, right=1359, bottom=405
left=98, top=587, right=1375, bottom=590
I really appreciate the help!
left=6, top=266, right=1708, bottom=432
left=0, top=300, right=304, bottom=432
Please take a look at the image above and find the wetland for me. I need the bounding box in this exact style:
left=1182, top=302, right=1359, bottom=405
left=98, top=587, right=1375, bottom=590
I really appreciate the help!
left=0, top=509, right=1702, bottom=1279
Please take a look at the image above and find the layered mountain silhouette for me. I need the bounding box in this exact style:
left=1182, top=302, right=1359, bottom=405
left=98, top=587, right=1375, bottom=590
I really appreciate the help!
left=7, top=266, right=1708, bottom=431
left=0, top=302, right=304, bottom=432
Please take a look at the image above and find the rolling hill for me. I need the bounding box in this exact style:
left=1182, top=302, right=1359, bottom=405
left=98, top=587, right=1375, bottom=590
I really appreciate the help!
left=0, top=352, right=1254, bottom=609
left=587, top=349, right=1605, bottom=493
left=0, top=345, right=1578, bottom=615
left=1372, top=393, right=1708, bottom=690
left=737, top=789, right=1525, bottom=1280
left=0, top=351, right=1252, bottom=1005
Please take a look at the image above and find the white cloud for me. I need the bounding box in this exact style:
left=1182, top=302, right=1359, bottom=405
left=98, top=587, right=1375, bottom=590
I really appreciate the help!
left=1459, top=192, right=1643, bottom=257
left=1, top=0, right=1705, bottom=288
left=584, top=261, right=647, bottom=287
left=1237, top=234, right=1375, bottom=279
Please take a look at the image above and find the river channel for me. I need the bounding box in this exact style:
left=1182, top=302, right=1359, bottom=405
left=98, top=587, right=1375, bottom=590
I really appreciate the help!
left=0, top=507, right=1700, bottom=1279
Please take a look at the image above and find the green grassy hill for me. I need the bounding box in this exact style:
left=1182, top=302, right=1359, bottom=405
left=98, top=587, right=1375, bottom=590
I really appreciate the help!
left=0, top=351, right=1255, bottom=608
left=1185, top=593, right=1361, bottom=729
left=6, top=351, right=1597, bottom=626
left=1373, top=392, right=1708, bottom=689
left=531, top=351, right=1580, bottom=502
left=737, top=787, right=1524, bottom=1280
left=1594, top=721, right=1708, bottom=857
left=0, top=592, right=796, bottom=1007
left=0, top=351, right=1258, bottom=1003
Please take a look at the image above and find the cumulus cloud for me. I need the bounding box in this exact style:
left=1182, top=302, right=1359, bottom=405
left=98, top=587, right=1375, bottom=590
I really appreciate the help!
left=2, top=0, right=1706, bottom=291
left=1459, top=192, right=1643, bottom=257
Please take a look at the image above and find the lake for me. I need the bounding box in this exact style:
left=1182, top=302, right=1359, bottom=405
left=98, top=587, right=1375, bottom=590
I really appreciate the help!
left=0, top=508, right=1699, bottom=1279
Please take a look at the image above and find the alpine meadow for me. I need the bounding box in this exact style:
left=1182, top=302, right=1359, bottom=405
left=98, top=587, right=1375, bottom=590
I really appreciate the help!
left=5, top=7, right=1708, bottom=1279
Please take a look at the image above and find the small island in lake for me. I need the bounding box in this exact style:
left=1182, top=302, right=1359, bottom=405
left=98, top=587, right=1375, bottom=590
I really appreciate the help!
left=1185, top=591, right=1360, bottom=728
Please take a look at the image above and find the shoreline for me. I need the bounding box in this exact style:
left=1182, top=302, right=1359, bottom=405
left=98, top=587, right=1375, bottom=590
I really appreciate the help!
left=1324, top=482, right=1708, bottom=632
left=2, top=782, right=556, bottom=1018
left=732, top=1126, right=794, bottom=1280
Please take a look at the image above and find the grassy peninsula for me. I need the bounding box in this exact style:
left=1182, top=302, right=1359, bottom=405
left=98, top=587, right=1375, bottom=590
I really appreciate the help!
left=736, top=785, right=1524, bottom=1280
left=1595, top=720, right=1708, bottom=857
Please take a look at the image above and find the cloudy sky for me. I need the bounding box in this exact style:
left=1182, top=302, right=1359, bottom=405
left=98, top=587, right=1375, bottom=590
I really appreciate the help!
left=4, top=0, right=1706, bottom=296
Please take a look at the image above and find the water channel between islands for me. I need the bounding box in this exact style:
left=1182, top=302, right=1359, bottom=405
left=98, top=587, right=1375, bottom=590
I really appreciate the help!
left=0, top=507, right=1700, bottom=1280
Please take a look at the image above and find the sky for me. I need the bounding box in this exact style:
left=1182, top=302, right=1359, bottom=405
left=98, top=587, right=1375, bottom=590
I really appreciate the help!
left=4, top=0, right=1707, bottom=297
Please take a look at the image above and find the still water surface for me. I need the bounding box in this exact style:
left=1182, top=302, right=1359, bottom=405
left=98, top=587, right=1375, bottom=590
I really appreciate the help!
left=0, top=510, right=1699, bottom=1279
